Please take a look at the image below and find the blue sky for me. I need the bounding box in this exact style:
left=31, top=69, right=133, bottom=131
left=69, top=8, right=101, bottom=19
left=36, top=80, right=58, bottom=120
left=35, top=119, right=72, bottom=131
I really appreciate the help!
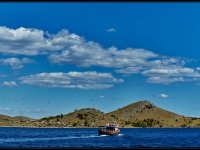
left=1, top=3, right=200, bottom=119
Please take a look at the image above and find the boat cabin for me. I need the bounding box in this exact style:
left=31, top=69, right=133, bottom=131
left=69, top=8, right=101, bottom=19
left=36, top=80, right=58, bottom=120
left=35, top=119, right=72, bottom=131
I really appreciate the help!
left=98, top=122, right=120, bottom=135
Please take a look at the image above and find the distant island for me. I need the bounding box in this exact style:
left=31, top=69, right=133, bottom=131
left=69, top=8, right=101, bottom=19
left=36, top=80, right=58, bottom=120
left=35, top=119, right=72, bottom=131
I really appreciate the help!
left=0, top=100, right=200, bottom=128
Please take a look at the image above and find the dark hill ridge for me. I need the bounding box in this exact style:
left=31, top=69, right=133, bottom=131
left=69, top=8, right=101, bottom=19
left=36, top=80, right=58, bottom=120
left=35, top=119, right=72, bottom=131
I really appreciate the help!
left=0, top=100, right=200, bottom=127
left=13, top=116, right=35, bottom=121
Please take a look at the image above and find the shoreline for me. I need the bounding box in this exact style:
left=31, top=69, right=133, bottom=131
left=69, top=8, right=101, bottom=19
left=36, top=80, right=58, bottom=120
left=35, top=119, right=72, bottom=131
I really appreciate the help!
left=0, top=126, right=197, bottom=129
left=0, top=126, right=101, bottom=128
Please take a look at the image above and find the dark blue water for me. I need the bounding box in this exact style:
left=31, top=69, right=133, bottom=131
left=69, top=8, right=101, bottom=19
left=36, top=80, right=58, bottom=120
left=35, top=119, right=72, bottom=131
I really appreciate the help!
left=0, top=127, right=200, bottom=148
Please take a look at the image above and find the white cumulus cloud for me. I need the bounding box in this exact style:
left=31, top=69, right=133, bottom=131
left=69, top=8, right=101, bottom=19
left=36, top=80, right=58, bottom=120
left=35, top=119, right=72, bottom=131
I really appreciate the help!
left=2, top=81, right=18, bottom=87
left=158, top=93, right=170, bottom=98
left=0, top=57, right=33, bottom=69
left=107, top=28, right=116, bottom=32
left=0, top=26, right=83, bottom=55
left=49, top=46, right=158, bottom=68
left=19, top=71, right=123, bottom=89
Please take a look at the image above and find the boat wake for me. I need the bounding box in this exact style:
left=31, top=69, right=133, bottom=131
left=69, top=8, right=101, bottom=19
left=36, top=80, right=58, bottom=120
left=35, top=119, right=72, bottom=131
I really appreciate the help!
left=0, top=133, right=124, bottom=144
left=0, top=135, right=106, bottom=143
left=118, top=134, right=124, bottom=136
left=99, top=135, right=109, bottom=137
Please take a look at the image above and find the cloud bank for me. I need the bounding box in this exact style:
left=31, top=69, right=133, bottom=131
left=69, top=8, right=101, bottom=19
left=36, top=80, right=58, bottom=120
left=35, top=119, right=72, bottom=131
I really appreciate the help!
left=0, top=26, right=200, bottom=85
left=19, top=71, right=123, bottom=89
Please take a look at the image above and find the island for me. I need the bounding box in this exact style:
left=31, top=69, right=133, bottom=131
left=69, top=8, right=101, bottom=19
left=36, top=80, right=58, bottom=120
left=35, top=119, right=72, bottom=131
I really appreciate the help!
left=0, top=100, right=199, bottom=128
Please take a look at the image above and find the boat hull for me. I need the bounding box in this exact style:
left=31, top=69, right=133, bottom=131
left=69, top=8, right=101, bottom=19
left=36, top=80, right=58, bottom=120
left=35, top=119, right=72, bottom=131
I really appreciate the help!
left=98, top=130, right=120, bottom=136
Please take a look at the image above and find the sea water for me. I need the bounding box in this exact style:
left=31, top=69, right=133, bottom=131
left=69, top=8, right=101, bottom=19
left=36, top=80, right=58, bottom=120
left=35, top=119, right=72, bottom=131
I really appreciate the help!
left=0, top=127, right=200, bottom=148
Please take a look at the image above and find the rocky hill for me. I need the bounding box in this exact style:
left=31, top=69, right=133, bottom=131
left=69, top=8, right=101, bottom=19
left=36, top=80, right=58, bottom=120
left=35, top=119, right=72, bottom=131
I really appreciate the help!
left=0, top=100, right=200, bottom=128
left=0, top=114, right=34, bottom=126
left=108, top=100, right=195, bottom=127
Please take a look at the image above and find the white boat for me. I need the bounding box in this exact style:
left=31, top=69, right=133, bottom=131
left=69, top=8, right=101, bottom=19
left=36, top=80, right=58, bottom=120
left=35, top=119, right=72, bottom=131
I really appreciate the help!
left=98, top=122, right=120, bottom=136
